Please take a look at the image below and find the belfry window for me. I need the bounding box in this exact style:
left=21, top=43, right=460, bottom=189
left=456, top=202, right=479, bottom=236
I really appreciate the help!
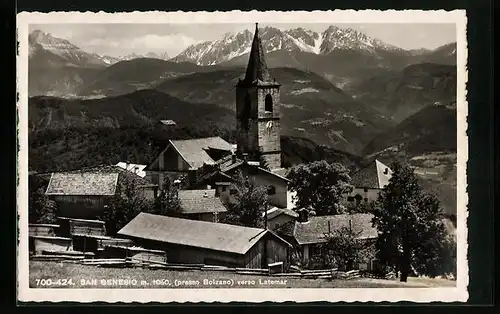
left=265, top=94, right=273, bottom=112
left=242, top=94, right=250, bottom=130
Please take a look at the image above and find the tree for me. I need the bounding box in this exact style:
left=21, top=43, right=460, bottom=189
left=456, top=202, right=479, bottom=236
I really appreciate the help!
left=32, top=187, right=58, bottom=224
left=223, top=170, right=268, bottom=228
left=29, top=175, right=57, bottom=224
left=346, top=199, right=375, bottom=214
left=98, top=174, right=152, bottom=235
left=372, top=161, right=454, bottom=282
left=287, top=161, right=353, bottom=215
left=149, top=177, right=182, bottom=217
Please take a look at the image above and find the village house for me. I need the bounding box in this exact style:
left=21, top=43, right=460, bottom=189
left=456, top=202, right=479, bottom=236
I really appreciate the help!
left=275, top=210, right=378, bottom=269
left=263, top=207, right=299, bottom=231
left=177, top=189, right=227, bottom=222
left=144, top=136, right=234, bottom=187
left=349, top=159, right=393, bottom=204
left=45, top=165, right=158, bottom=220
left=117, top=212, right=292, bottom=269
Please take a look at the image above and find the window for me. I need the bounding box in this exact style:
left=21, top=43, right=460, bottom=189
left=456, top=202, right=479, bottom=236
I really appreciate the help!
left=347, top=196, right=354, bottom=202
left=265, top=94, right=273, bottom=112
left=274, top=223, right=280, bottom=229
left=363, top=188, right=368, bottom=192
left=364, top=197, right=368, bottom=202
left=230, top=188, right=238, bottom=195
left=242, top=94, right=251, bottom=130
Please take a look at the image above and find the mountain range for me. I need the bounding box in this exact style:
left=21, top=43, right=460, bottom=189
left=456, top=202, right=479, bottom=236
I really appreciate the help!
left=26, top=26, right=459, bottom=218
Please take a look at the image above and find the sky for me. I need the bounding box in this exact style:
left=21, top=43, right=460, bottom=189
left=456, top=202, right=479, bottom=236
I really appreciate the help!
left=30, top=23, right=457, bottom=58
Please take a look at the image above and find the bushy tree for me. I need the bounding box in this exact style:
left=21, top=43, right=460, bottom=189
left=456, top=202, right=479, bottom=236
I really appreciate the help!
left=29, top=175, right=57, bottom=224
left=223, top=170, right=268, bottom=228
left=32, top=187, right=58, bottom=224
left=315, top=224, right=377, bottom=271
left=346, top=199, right=376, bottom=214
left=149, top=177, right=182, bottom=217
left=372, top=161, right=455, bottom=282
left=99, top=174, right=151, bottom=235
left=287, top=161, right=353, bottom=215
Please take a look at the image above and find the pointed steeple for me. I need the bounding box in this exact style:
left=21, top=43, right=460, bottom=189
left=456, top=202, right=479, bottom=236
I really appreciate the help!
left=242, top=23, right=271, bottom=85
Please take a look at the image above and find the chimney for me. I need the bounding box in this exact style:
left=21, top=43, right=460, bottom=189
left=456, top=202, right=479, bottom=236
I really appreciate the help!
left=231, top=152, right=236, bottom=164
left=207, top=185, right=211, bottom=189
left=349, top=219, right=352, bottom=232
left=126, top=160, right=130, bottom=170
left=242, top=153, right=248, bottom=162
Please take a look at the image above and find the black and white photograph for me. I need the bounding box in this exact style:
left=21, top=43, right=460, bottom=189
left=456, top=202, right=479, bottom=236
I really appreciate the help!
left=17, top=10, right=468, bottom=303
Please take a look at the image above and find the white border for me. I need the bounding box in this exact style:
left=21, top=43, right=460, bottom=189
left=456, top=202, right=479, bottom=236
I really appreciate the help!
left=16, top=10, right=468, bottom=303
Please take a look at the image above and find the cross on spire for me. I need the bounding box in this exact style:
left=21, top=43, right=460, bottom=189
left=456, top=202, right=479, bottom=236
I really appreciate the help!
left=242, top=23, right=271, bottom=85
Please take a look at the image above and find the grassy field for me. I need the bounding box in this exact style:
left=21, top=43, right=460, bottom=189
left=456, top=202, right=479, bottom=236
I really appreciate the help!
left=29, top=261, right=455, bottom=289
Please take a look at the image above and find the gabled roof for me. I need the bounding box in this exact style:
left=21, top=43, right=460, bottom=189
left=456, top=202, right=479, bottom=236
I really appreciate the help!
left=264, top=207, right=299, bottom=220
left=351, top=159, right=393, bottom=189
left=238, top=24, right=279, bottom=87
left=65, top=164, right=155, bottom=188
left=117, top=213, right=291, bottom=255
left=178, top=189, right=227, bottom=214
left=219, top=159, right=290, bottom=183
left=292, top=213, right=377, bottom=245
left=148, top=137, right=233, bottom=171
left=45, top=172, right=119, bottom=196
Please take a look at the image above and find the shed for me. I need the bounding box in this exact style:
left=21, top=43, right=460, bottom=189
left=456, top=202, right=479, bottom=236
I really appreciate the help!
left=117, top=213, right=292, bottom=269
left=45, top=172, right=119, bottom=219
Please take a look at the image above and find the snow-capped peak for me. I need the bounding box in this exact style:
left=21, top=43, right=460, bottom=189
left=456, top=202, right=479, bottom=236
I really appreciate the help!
left=173, top=25, right=404, bottom=66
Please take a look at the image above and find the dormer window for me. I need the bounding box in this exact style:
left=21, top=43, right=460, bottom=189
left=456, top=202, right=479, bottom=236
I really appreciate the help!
left=384, top=168, right=389, bottom=175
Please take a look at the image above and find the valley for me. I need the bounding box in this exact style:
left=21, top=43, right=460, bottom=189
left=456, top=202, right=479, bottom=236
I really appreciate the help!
left=26, top=25, right=459, bottom=217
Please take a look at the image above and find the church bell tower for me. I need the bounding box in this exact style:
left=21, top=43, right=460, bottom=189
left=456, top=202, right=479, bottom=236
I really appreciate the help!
left=235, top=23, right=281, bottom=170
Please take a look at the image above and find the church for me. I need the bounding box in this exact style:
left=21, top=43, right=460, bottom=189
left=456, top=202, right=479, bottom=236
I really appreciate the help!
left=144, top=24, right=296, bottom=211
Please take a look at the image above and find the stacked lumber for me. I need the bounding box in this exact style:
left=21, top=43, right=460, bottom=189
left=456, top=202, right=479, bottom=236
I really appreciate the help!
left=31, top=255, right=85, bottom=261
left=32, top=236, right=73, bottom=255
left=98, top=238, right=134, bottom=248
left=128, top=247, right=166, bottom=264
left=29, top=224, right=59, bottom=237
left=235, top=268, right=268, bottom=275
left=69, top=219, right=106, bottom=237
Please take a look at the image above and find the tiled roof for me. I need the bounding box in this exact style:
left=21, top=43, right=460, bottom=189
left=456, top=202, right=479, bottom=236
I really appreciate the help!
left=293, top=213, right=377, bottom=245
left=118, top=213, right=291, bottom=255
left=351, top=159, right=392, bottom=189
left=45, top=172, right=119, bottom=196
left=170, top=137, right=233, bottom=169
left=216, top=155, right=245, bottom=172
left=67, top=164, right=155, bottom=187
left=178, top=189, right=227, bottom=214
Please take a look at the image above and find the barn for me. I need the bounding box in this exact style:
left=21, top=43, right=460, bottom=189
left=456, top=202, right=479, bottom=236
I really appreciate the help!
left=117, top=213, right=292, bottom=269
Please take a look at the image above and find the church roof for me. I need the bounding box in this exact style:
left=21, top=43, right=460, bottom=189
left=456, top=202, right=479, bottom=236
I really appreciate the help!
left=351, top=159, right=393, bottom=189
left=239, top=24, right=278, bottom=87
